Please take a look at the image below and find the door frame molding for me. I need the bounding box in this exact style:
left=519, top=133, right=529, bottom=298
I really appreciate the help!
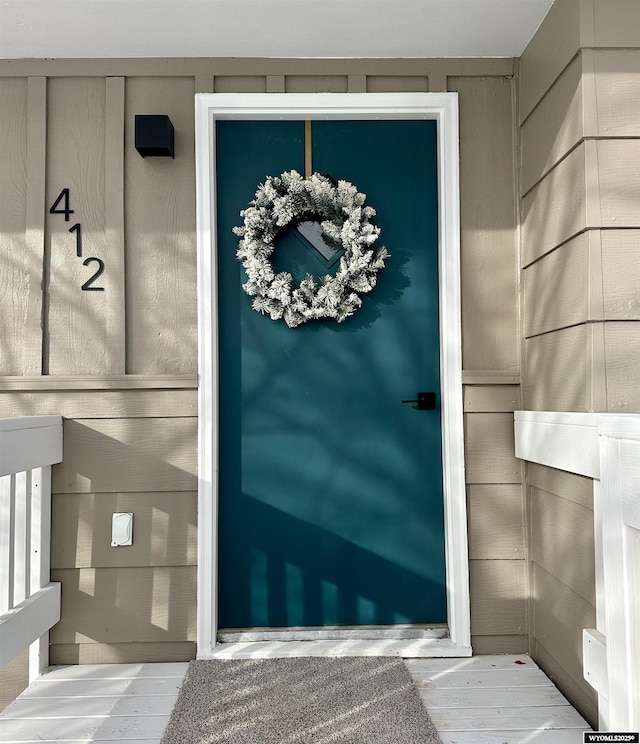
left=195, top=92, right=470, bottom=656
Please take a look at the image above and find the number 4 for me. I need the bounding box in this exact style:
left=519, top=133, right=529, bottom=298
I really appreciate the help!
left=49, top=188, right=75, bottom=222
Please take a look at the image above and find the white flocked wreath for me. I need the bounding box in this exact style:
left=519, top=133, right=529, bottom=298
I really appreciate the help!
left=233, top=170, right=389, bottom=328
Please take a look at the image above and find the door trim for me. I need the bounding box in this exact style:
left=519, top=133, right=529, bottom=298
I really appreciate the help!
left=195, top=92, right=470, bottom=657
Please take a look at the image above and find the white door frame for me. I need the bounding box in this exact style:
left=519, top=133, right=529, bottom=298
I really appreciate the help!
left=195, top=92, right=470, bottom=657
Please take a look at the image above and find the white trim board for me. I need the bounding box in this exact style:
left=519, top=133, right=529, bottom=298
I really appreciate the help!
left=514, top=410, right=640, bottom=480
left=515, top=409, right=640, bottom=730
left=514, top=411, right=601, bottom=479
left=195, top=93, right=469, bottom=658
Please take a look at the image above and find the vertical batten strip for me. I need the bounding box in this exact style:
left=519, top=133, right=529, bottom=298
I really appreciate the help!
left=429, top=74, right=448, bottom=92
left=195, top=76, right=215, bottom=94
left=105, top=77, right=127, bottom=374
left=26, top=77, right=47, bottom=375
left=266, top=76, right=285, bottom=93
left=347, top=75, right=367, bottom=93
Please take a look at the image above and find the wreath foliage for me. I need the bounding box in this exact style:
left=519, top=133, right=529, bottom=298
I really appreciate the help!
left=233, top=170, right=389, bottom=328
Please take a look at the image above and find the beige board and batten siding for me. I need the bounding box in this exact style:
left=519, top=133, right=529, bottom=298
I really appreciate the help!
left=0, top=77, right=45, bottom=376
left=46, top=78, right=115, bottom=375
left=452, top=69, right=525, bottom=655
left=519, top=0, right=640, bottom=726
left=0, top=59, right=521, bottom=696
left=124, top=77, right=198, bottom=374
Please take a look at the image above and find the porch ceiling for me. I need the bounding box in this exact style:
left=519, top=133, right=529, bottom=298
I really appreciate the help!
left=0, top=0, right=554, bottom=60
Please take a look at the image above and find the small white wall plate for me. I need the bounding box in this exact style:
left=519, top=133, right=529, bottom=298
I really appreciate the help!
left=111, top=512, right=133, bottom=547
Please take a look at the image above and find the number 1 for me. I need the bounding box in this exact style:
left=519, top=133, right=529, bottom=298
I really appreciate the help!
left=69, top=223, right=82, bottom=257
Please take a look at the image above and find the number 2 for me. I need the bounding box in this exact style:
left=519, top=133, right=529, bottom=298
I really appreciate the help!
left=81, top=258, right=105, bottom=291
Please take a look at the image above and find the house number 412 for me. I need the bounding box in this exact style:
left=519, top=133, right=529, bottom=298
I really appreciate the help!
left=49, top=188, right=105, bottom=291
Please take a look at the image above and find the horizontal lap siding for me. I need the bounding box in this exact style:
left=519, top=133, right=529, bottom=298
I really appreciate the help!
left=518, top=0, right=581, bottom=123
left=592, top=50, right=640, bottom=137
left=602, top=230, right=640, bottom=319
left=467, top=485, right=525, bottom=560
left=523, top=167, right=640, bottom=411
left=0, top=651, right=28, bottom=714
left=52, top=418, right=197, bottom=494
left=603, top=323, right=640, bottom=410
left=528, top=459, right=598, bottom=710
left=528, top=463, right=593, bottom=509
left=49, top=412, right=197, bottom=664
left=528, top=466, right=598, bottom=719
left=522, top=17, right=640, bottom=415
left=519, top=0, right=640, bottom=725
left=523, top=234, right=587, bottom=338
left=531, top=487, right=595, bottom=605
left=49, top=567, right=196, bottom=646
left=464, top=385, right=525, bottom=652
left=0, top=59, right=522, bottom=673
left=0, top=381, right=198, bottom=670
left=590, top=1, right=640, bottom=48
left=50, top=642, right=196, bottom=665
left=51, top=492, right=197, bottom=569
left=525, top=325, right=590, bottom=412
left=533, top=563, right=597, bottom=716
left=465, top=413, right=522, bottom=484
left=520, top=53, right=584, bottom=194
left=0, top=389, right=197, bottom=418
left=522, top=143, right=587, bottom=266
left=470, top=560, right=527, bottom=637
left=520, top=0, right=591, bottom=721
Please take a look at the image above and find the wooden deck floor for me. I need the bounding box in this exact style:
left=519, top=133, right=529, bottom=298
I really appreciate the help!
left=406, top=655, right=591, bottom=743
left=0, top=655, right=591, bottom=743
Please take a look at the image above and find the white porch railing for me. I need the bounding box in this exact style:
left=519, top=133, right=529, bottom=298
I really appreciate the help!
left=0, top=416, right=63, bottom=682
left=515, top=410, right=640, bottom=732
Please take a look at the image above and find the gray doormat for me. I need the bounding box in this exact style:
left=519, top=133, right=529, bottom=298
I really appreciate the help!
left=161, top=657, right=443, bottom=744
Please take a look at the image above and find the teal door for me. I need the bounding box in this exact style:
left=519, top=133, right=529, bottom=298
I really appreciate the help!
left=216, top=119, right=446, bottom=629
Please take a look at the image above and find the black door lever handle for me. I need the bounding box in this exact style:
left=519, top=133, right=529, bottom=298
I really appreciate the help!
left=402, top=392, right=436, bottom=410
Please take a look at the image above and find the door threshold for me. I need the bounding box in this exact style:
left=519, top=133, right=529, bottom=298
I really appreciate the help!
left=200, top=636, right=471, bottom=660
left=218, top=624, right=448, bottom=643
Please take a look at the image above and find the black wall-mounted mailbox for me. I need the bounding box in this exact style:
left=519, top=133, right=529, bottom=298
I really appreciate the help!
left=135, top=114, right=175, bottom=158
